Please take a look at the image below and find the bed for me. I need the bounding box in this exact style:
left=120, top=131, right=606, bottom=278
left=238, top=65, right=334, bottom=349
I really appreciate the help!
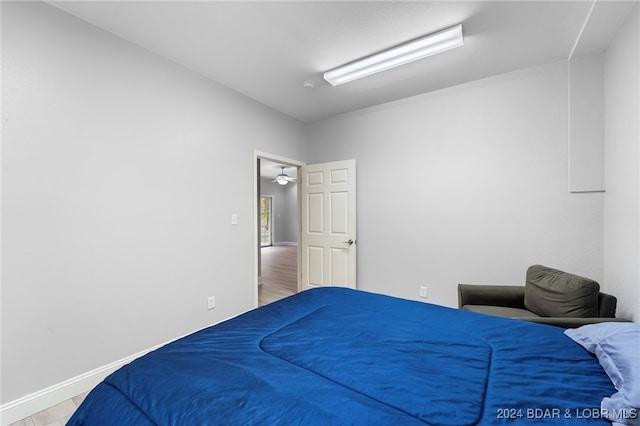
left=68, top=287, right=636, bottom=425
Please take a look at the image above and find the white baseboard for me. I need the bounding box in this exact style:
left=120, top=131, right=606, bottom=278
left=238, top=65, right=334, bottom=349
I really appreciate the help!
left=0, top=345, right=157, bottom=426
left=273, top=241, right=298, bottom=246
left=0, top=318, right=232, bottom=426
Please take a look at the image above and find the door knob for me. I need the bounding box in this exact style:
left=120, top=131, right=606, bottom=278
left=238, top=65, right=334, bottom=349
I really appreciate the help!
left=343, top=239, right=355, bottom=245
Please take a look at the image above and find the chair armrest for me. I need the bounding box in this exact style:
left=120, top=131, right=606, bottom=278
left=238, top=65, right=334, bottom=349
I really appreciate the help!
left=517, top=317, right=631, bottom=329
left=458, top=284, right=525, bottom=309
left=598, top=292, right=617, bottom=317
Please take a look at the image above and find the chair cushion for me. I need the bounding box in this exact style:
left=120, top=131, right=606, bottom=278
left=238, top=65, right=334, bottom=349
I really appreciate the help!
left=524, top=265, right=599, bottom=318
left=461, top=305, right=540, bottom=318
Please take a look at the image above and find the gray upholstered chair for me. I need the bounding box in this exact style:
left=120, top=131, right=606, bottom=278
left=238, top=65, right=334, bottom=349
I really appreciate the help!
left=458, top=265, right=629, bottom=328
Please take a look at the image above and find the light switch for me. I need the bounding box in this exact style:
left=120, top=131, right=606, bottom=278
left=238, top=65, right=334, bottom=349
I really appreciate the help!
left=231, top=213, right=238, bottom=225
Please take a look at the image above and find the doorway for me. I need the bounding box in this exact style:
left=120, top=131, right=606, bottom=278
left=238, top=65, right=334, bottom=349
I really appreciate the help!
left=253, top=151, right=304, bottom=308
left=253, top=152, right=358, bottom=307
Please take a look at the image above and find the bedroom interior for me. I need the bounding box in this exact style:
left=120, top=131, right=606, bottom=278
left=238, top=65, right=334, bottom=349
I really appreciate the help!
left=1, top=0, right=639, bottom=424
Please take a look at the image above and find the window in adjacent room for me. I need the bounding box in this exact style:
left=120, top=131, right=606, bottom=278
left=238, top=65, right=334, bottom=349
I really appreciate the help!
left=260, top=196, right=273, bottom=247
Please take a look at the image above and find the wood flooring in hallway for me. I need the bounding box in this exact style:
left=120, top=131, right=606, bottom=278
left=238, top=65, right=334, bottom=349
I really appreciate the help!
left=258, top=244, right=298, bottom=306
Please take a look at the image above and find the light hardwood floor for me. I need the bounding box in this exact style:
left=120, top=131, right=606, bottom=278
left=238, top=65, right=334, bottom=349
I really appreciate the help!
left=9, top=245, right=298, bottom=425
left=258, top=244, right=298, bottom=306
left=7, top=392, right=89, bottom=426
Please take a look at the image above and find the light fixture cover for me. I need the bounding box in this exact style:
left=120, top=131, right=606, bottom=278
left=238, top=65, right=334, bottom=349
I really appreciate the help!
left=276, top=175, right=289, bottom=185
left=324, top=24, right=464, bottom=86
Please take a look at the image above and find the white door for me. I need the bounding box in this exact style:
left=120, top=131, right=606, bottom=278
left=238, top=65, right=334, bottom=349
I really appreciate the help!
left=301, top=159, right=356, bottom=290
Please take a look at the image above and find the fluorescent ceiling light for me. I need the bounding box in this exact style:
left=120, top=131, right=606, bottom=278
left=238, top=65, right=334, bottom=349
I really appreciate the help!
left=324, top=24, right=464, bottom=87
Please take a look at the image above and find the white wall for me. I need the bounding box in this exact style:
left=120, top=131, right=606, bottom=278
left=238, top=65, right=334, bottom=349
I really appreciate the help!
left=306, top=61, right=604, bottom=307
left=569, top=53, right=605, bottom=193
left=280, top=182, right=299, bottom=243
left=604, top=5, right=640, bottom=321
left=1, top=1, right=304, bottom=403
left=260, top=179, right=298, bottom=244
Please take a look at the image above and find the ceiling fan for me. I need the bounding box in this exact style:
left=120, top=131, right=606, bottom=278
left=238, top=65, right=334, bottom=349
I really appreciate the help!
left=273, top=166, right=296, bottom=186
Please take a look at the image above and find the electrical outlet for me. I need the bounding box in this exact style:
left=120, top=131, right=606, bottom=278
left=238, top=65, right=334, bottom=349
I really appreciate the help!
left=207, top=296, right=216, bottom=310
left=419, top=286, right=428, bottom=299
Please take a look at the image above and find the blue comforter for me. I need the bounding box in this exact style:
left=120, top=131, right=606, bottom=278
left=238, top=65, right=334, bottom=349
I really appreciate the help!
left=68, top=288, right=615, bottom=425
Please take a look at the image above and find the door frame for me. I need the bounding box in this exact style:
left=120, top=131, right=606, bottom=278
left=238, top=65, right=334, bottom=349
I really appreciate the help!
left=253, top=150, right=305, bottom=308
